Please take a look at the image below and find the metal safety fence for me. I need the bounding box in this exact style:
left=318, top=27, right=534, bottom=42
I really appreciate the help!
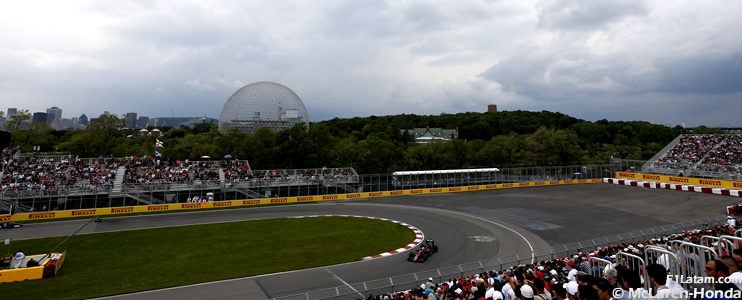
left=588, top=257, right=612, bottom=278
left=643, top=245, right=683, bottom=288
left=271, top=215, right=726, bottom=300
left=1, top=162, right=646, bottom=214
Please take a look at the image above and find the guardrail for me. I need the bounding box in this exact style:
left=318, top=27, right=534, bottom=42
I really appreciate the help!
left=272, top=216, right=726, bottom=300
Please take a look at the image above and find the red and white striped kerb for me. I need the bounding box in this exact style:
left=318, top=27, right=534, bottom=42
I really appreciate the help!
left=604, top=178, right=742, bottom=197
left=289, top=215, right=424, bottom=261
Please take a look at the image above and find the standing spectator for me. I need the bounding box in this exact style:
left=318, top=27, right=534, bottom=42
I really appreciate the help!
left=579, top=257, right=590, bottom=274
left=728, top=216, right=737, bottom=228
left=425, top=277, right=436, bottom=289
left=589, top=277, right=612, bottom=300
left=615, top=268, right=643, bottom=300
left=502, top=275, right=517, bottom=300
left=532, top=279, right=551, bottom=300
left=520, top=285, right=535, bottom=300
left=566, top=261, right=578, bottom=282
left=725, top=251, right=742, bottom=291
left=703, top=260, right=738, bottom=299
left=487, top=282, right=504, bottom=300
left=14, top=249, right=24, bottom=269
left=647, top=264, right=685, bottom=299
left=551, top=284, right=567, bottom=300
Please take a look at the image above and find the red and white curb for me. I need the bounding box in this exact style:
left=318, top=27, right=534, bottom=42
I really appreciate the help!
left=289, top=215, right=424, bottom=260
left=604, top=178, right=742, bottom=197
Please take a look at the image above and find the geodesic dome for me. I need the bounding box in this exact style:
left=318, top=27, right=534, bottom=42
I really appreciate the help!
left=218, top=81, right=309, bottom=134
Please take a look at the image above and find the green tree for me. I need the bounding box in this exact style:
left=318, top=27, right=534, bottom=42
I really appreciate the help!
left=473, top=135, right=519, bottom=167
left=356, top=134, right=399, bottom=173
left=88, top=112, right=127, bottom=155
left=13, top=120, right=53, bottom=151
left=59, top=131, right=96, bottom=157
left=524, top=127, right=588, bottom=166
left=244, top=127, right=277, bottom=169
left=6, top=109, right=30, bottom=132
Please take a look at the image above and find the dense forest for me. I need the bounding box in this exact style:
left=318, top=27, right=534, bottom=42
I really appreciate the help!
left=4, top=110, right=727, bottom=174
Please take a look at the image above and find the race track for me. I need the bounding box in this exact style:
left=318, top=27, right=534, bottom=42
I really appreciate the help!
left=5, top=183, right=732, bottom=299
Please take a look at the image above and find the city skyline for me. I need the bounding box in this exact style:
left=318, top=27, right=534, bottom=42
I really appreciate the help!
left=1, top=1, right=741, bottom=127
left=4, top=105, right=218, bottom=130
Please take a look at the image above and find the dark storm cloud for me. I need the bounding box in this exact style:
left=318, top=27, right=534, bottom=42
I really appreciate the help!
left=652, top=52, right=742, bottom=95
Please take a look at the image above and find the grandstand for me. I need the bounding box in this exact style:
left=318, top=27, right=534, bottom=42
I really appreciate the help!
left=0, top=149, right=359, bottom=214
left=643, top=134, right=742, bottom=180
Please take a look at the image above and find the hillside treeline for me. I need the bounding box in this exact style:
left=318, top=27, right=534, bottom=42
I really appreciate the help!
left=6, top=110, right=724, bottom=174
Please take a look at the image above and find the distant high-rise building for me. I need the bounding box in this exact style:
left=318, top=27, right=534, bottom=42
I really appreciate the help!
left=46, top=106, right=62, bottom=124
left=487, top=104, right=498, bottom=113
left=60, top=118, right=71, bottom=129
left=79, top=114, right=89, bottom=126
left=125, top=112, right=137, bottom=129
left=137, top=116, right=149, bottom=129
left=32, top=112, right=48, bottom=123
left=70, top=117, right=79, bottom=129
left=7, top=108, right=17, bottom=117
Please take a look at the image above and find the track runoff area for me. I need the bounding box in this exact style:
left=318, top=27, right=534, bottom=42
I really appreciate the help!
left=0, top=173, right=740, bottom=299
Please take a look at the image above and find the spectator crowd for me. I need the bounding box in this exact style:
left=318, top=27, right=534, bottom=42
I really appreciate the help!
left=1, top=149, right=356, bottom=196
left=653, top=135, right=742, bottom=178
left=363, top=221, right=742, bottom=300
left=1, top=149, right=120, bottom=195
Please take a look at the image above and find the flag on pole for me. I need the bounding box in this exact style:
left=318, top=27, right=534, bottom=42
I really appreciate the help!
left=155, top=151, right=162, bottom=158
left=155, top=139, right=164, bottom=148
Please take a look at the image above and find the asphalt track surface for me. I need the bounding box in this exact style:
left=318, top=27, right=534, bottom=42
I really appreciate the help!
left=4, top=183, right=733, bottom=299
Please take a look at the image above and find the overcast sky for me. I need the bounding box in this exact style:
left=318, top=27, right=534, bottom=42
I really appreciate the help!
left=1, top=0, right=741, bottom=127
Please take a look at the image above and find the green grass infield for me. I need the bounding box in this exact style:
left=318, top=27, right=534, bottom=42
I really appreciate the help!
left=0, top=216, right=416, bottom=300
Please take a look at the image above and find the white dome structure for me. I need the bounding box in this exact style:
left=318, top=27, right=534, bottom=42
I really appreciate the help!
left=218, top=81, right=309, bottom=134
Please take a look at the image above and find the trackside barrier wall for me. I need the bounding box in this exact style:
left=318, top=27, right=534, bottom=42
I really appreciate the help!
left=616, top=252, right=649, bottom=290
left=615, top=172, right=742, bottom=189
left=272, top=215, right=727, bottom=300
left=0, top=179, right=604, bottom=222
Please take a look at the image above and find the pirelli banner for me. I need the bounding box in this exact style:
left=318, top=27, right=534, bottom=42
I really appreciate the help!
left=2, top=179, right=602, bottom=222
left=615, top=172, right=742, bottom=189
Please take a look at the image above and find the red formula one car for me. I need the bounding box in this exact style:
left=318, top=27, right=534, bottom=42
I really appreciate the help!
left=408, top=240, right=438, bottom=263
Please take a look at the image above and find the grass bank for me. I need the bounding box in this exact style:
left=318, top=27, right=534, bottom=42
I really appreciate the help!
left=0, top=216, right=415, bottom=300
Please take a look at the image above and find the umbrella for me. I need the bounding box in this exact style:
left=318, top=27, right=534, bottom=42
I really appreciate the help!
left=224, top=154, right=232, bottom=159
left=201, top=156, right=211, bottom=159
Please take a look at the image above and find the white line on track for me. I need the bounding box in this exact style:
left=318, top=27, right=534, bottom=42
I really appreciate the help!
left=326, top=268, right=364, bottom=298
left=339, top=203, right=536, bottom=264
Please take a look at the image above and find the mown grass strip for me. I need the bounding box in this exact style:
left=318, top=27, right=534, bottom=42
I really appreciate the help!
left=0, top=216, right=415, bottom=300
